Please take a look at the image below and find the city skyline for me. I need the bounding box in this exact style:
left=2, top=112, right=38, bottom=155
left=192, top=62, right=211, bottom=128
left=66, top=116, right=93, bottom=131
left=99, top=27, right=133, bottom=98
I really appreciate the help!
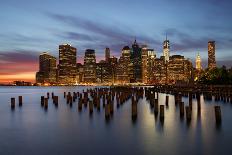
left=1, top=0, right=232, bottom=83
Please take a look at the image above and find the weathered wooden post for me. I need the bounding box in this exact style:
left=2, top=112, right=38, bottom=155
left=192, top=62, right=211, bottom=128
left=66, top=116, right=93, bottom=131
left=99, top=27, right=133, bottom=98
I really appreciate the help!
left=105, top=103, right=110, bottom=120
left=215, top=106, right=221, bottom=124
left=64, top=92, right=66, bottom=98
left=78, top=98, right=82, bottom=111
left=18, top=96, right=23, bottom=106
left=41, top=96, right=44, bottom=106
left=11, top=98, right=15, bottom=109
left=180, top=102, right=185, bottom=117
left=185, top=106, right=191, bottom=121
left=132, top=100, right=137, bottom=120
left=89, top=100, right=93, bottom=115
left=160, top=105, right=165, bottom=120
left=165, top=95, right=169, bottom=106
left=44, top=98, right=48, bottom=109
left=47, top=92, right=49, bottom=99
left=154, top=99, right=159, bottom=114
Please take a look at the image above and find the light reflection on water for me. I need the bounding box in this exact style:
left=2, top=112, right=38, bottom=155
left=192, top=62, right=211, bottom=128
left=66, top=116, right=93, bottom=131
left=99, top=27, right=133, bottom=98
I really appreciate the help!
left=0, top=86, right=231, bottom=155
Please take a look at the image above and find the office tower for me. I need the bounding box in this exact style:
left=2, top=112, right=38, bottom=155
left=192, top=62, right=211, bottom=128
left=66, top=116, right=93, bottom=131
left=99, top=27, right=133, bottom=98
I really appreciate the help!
left=76, top=63, right=84, bottom=83
left=141, top=46, right=148, bottom=83
left=109, top=56, right=118, bottom=84
left=84, top=49, right=96, bottom=83
left=147, top=49, right=156, bottom=83
left=96, top=61, right=113, bottom=84
left=105, top=47, right=110, bottom=63
left=58, top=44, right=77, bottom=84
left=196, top=53, right=202, bottom=70
left=36, top=52, right=57, bottom=84
left=163, top=35, right=170, bottom=63
left=131, top=39, right=142, bottom=83
left=167, top=55, right=192, bottom=84
left=208, top=41, right=216, bottom=69
left=116, top=46, right=131, bottom=83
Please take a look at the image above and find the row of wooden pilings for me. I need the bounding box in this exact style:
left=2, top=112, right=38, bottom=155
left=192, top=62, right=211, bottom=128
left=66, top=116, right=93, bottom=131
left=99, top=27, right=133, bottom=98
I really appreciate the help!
left=10, top=96, right=23, bottom=109
left=11, top=86, right=222, bottom=124
left=145, top=86, right=222, bottom=124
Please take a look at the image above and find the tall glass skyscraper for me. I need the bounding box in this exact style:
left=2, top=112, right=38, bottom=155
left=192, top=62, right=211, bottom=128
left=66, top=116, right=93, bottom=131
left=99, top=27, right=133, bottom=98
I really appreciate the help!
left=208, top=41, right=216, bottom=69
left=84, top=49, right=96, bottom=83
left=58, top=44, right=77, bottom=84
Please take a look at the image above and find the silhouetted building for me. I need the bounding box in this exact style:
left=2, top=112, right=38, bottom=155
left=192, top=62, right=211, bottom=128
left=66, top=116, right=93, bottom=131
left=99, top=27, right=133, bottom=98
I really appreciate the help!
left=58, top=44, right=77, bottom=84
left=36, top=52, right=56, bottom=84
left=105, top=47, right=110, bottom=63
left=208, top=41, right=216, bottom=69
left=84, top=49, right=96, bottom=83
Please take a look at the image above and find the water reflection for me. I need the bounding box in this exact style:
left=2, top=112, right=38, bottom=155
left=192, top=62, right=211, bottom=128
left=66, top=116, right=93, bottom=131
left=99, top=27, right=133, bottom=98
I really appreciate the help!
left=1, top=86, right=231, bottom=155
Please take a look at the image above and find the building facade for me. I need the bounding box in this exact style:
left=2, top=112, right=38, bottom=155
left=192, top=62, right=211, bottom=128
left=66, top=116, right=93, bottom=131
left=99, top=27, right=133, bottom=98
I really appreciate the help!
left=116, top=46, right=131, bottom=84
left=58, top=44, right=77, bottom=84
left=208, top=41, right=216, bottom=69
left=105, top=47, right=110, bottom=63
left=163, top=37, right=170, bottom=63
left=196, top=53, right=202, bottom=70
left=36, top=52, right=57, bottom=84
left=84, top=49, right=96, bottom=83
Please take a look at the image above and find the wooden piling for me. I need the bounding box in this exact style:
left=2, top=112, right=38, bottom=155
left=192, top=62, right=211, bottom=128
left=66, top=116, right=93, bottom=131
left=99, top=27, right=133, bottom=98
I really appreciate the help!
left=160, top=105, right=164, bottom=119
left=11, top=98, right=15, bottom=109
left=215, top=106, right=221, bottom=123
left=18, top=96, right=22, bottom=106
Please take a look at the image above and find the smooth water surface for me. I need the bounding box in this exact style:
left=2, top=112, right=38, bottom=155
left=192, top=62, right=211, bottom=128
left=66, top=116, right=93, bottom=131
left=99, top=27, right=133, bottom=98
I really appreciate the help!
left=0, top=86, right=231, bottom=155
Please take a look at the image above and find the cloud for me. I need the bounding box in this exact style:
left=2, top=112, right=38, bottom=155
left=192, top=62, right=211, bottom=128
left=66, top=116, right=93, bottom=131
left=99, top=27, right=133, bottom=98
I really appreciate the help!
left=0, top=50, right=38, bottom=76
left=47, top=13, right=159, bottom=52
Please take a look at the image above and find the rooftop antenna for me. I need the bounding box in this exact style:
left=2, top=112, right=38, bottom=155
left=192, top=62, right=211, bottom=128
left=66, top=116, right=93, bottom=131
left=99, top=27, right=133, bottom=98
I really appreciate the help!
left=166, top=33, right=168, bottom=41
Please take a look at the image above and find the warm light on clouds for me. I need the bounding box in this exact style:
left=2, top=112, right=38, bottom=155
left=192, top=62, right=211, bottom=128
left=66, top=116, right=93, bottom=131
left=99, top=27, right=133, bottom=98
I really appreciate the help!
left=0, top=72, right=35, bottom=83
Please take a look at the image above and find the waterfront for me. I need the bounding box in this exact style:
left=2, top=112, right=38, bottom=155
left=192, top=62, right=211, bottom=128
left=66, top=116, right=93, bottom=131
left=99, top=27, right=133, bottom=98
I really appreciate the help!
left=0, top=86, right=232, bottom=155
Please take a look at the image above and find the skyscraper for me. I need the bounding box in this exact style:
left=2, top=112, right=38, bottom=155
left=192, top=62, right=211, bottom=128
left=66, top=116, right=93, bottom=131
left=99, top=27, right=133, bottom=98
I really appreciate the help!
left=105, top=47, right=110, bottom=63
left=36, top=52, right=57, bottom=84
left=163, top=36, right=170, bottom=63
left=116, top=46, right=131, bottom=83
left=58, top=44, right=77, bottom=84
left=84, top=49, right=96, bottom=83
left=208, top=41, right=216, bottom=69
left=131, top=39, right=142, bottom=83
left=196, top=53, right=202, bottom=70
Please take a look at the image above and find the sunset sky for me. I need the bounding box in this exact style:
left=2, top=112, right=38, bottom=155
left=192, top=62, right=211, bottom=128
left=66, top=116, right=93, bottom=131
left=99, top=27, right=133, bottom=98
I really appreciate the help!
left=0, top=0, right=232, bottom=83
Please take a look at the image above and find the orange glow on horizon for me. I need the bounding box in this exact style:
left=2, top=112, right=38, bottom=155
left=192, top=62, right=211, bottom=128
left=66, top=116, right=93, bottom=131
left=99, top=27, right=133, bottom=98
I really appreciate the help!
left=0, top=72, right=35, bottom=84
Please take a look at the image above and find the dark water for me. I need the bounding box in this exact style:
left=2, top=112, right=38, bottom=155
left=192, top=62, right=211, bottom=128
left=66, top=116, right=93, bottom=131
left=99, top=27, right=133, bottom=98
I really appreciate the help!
left=0, top=86, right=231, bottom=155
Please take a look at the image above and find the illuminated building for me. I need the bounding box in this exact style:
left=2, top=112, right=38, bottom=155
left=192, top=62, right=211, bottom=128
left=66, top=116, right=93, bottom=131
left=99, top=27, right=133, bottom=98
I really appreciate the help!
left=208, top=41, right=216, bottom=69
left=168, top=55, right=192, bottom=84
left=109, top=56, right=118, bottom=84
left=147, top=49, right=156, bottom=83
left=196, top=53, right=202, bottom=70
left=36, top=52, right=57, bottom=84
left=76, top=63, right=84, bottom=83
left=141, top=46, right=148, bottom=83
left=96, top=61, right=113, bottom=84
left=163, top=35, right=170, bottom=63
left=58, top=44, right=77, bottom=84
left=141, top=46, right=156, bottom=84
left=153, top=56, right=167, bottom=84
left=116, top=46, right=131, bottom=83
left=131, top=39, right=142, bottom=83
left=105, top=47, right=110, bottom=63
left=84, top=49, right=96, bottom=83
